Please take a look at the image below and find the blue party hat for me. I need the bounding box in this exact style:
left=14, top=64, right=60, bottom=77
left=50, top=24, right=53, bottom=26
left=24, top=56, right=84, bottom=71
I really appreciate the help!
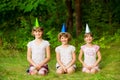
left=85, top=23, right=91, bottom=33
left=61, top=23, right=67, bottom=33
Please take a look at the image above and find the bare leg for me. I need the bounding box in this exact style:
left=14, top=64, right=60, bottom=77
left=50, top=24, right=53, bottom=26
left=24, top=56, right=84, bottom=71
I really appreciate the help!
left=91, top=68, right=97, bottom=74
left=30, top=70, right=37, bottom=75
left=67, top=66, right=75, bottom=74
left=82, top=67, right=90, bottom=73
left=29, top=66, right=37, bottom=75
left=85, top=69, right=91, bottom=73
left=56, top=67, right=64, bottom=74
left=38, top=67, right=48, bottom=76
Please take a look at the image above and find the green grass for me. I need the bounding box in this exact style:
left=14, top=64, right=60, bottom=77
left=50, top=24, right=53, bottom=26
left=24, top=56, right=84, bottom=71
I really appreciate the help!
left=0, top=41, right=120, bottom=80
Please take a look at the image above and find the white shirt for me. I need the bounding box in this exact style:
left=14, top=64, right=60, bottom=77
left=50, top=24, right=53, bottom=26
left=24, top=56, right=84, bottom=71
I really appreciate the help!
left=27, top=40, right=50, bottom=64
left=81, top=45, right=100, bottom=66
left=55, top=45, right=76, bottom=67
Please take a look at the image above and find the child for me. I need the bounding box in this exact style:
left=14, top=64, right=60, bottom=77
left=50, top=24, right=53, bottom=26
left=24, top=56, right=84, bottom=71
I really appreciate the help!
left=27, top=18, right=50, bottom=75
left=78, top=24, right=101, bottom=74
left=55, top=24, right=76, bottom=74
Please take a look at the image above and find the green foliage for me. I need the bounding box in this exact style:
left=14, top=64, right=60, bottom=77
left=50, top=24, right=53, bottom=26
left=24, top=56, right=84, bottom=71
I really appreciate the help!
left=93, top=28, right=120, bottom=48
left=1, top=18, right=32, bottom=50
left=46, top=28, right=60, bottom=49
left=0, top=0, right=120, bottom=50
left=15, top=19, right=32, bottom=50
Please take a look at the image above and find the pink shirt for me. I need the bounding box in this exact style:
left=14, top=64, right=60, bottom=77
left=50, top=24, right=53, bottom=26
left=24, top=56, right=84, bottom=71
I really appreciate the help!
left=81, top=45, right=100, bottom=66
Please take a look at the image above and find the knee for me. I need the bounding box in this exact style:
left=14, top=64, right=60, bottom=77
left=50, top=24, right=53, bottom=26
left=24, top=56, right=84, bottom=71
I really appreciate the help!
left=91, top=69, right=97, bottom=74
left=38, top=70, right=47, bottom=76
left=29, top=66, right=37, bottom=75
left=84, top=69, right=91, bottom=73
left=67, top=67, right=75, bottom=74
left=56, top=69, right=64, bottom=74
left=30, top=70, right=37, bottom=75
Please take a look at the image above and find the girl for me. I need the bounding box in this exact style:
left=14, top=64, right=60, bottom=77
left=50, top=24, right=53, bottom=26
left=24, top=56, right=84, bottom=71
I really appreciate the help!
left=27, top=27, right=50, bottom=75
left=78, top=33, right=101, bottom=74
left=55, top=32, right=76, bottom=74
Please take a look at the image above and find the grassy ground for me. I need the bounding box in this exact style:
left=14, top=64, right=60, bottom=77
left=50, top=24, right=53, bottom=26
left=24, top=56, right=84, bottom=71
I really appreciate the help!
left=0, top=41, right=120, bottom=80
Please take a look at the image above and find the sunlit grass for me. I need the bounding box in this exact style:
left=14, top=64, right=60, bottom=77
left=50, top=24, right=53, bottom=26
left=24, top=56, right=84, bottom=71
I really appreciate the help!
left=0, top=41, right=120, bottom=80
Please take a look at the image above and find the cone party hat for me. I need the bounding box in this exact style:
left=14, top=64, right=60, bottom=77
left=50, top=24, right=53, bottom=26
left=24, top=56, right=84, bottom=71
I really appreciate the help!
left=35, top=18, right=39, bottom=28
left=85, top=23, right=91, bottom=33
left=61, top=23, right=67, bottom=33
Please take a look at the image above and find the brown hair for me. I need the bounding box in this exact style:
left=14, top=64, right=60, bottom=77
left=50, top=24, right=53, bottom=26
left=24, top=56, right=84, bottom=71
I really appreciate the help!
left=84, top=33, right=93, bottom=38
left=31, top=27, right=44, bottom=36
left=58, top=32, right=72, bottom=42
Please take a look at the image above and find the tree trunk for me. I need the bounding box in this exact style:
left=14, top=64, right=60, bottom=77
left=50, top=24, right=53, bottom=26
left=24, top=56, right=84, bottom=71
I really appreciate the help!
left=65, top=0, right=73, bottom=32
left=75, top=0, right=82, bottom=37
left=104, top=0, right=112, bottom=25
left=0, top=38, right=2, bottom=46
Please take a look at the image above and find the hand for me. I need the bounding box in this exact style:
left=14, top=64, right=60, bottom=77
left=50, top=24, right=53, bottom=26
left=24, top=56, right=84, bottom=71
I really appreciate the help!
left=83, top=63, right=88, bottom=68
left=62, top=66, right=67, bottom=73
left=87, top=66, right=92, bottom=70
left=83, top=63, right=92, bottom=70
left=35, top=64, right=42, bottom=70
left=90, top=64, right=97, bottom=68
left=66, top=65, right=70, bottom=69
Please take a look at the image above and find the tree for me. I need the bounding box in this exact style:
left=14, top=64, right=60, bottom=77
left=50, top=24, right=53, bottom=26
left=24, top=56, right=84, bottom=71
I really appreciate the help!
left=65, top=0, right=73, bottom=32
left=75, top=0, right=82, bottom=37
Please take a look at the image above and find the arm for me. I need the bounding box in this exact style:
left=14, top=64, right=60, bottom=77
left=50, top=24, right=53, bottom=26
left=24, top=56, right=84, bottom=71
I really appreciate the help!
left=78, top=49, right=84, bottom=64
left=56, top=52, right=66, bottom=71
left=27, top=47, right=36, bottom=67
left=93, top=50, right=101, bottom=67
left=78, top=49, right=88, bottom=68
left=66, top=52, right=76, bottom=68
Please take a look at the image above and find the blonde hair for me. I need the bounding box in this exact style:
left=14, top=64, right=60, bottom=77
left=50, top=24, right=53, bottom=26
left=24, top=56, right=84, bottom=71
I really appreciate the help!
left=58, top=32, right=72, bottom=42
left=31, top=27, right=44, bottom=36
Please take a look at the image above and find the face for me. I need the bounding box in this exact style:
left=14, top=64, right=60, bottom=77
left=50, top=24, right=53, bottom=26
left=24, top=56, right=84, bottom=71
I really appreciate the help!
left=60, top=36, right=68, bottom=45
left=33, top=30, right=43, bottom=39
left=84, top=34, right=93, bottom=44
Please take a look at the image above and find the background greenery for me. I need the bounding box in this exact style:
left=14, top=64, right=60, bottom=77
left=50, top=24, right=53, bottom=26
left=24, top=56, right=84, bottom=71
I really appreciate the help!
left=0, top=0, right=120, bottom=80
left=0, top=0, right=120, bottom=50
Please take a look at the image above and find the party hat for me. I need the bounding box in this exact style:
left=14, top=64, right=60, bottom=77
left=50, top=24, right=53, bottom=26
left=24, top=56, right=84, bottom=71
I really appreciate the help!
left=35, top=18, right=39, bottom=28
left=61, top=23, right=67, bottom=33
left=85, top=23, right=90, bottom=33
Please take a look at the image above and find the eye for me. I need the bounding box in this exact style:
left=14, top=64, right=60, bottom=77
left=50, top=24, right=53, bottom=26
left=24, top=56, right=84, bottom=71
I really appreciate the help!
left=38, top=30, right=41, bottom=32
left=34, top=31, right=37, bottom=33
left=61, top=38, right=64, bottom=39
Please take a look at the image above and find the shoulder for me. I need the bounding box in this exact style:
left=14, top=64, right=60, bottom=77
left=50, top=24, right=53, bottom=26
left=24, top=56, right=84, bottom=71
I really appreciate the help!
left=27, top=40, right=35, bottom=46
left=93, top=45, right=100, bottom=51
left=28, top=40, right=35, bottom=43
left=42, top=40, right=50, bottom=45
left=69, top=45, right=75, bottom=51
left=94, top=45, right=100, bottom=48
left=42, top=40, right=49, bottom=43
left=55, top=45, right=61, bottom=52
left=69, top=45, right=75, bottom=49
left=55, top=45, right=61, bottom=50
left=81, top=44, right=86, bottom=49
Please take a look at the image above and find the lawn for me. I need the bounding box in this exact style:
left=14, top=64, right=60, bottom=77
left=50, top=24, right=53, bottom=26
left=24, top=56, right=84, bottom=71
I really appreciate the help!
left=0, top=41, right=120, bottom=80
